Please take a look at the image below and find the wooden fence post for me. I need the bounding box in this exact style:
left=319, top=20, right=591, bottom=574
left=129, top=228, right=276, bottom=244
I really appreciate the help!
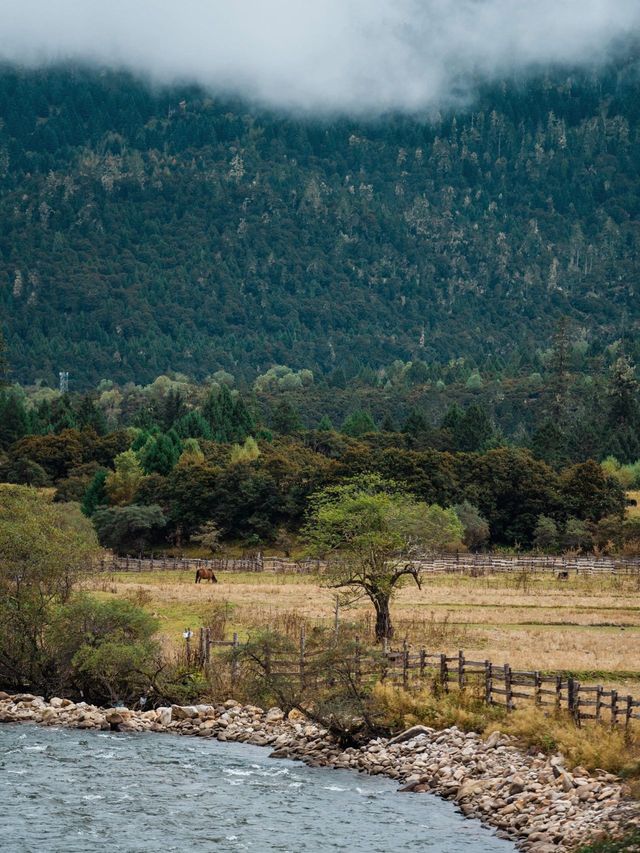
left=611, top=690, right=618, bottom=726
left=231, top=632, right=239, bottom=687
left=439, top=654, right=448, bottom=692
left=419, top=648, right=426, bottom=681
left=402, top=639, right=409, bottom=690
left=484, top=660, right=492, bottom=704
left=205, top=627, right=211, bottom=665
left=504, top=664, right=513, bottom=711
left=571, top=679, right=581, bottom=726
left=567, top=676, right=575, bottom=717
left=595, top=685, right=603, bottom=722
left=626, top=695, right=633, bottom=730
left=198, top=627, right=205, bottom=665
left=458, top=650, right=465, bottom=690
left=299, top=627, right=306, bottom=689
left=555, top=675, right=563, bottom=712
left=534, top=671, right=542, bottom=706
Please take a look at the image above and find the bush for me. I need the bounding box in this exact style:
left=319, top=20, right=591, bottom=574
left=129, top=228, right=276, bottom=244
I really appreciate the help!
left=50, top=596, right=161, bottom=706
left=93, top=504, right=166, bottom=554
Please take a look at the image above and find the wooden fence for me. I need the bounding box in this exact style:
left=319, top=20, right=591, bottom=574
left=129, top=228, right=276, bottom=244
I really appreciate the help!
left=98, top=555, right=323, bottom=574
left=188, top=630, right=640, bottom=729
left=100, top=552, right=640, bottom=576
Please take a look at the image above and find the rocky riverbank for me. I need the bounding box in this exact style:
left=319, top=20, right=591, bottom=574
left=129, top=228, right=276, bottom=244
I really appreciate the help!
left=1, top=691, right=638, bottom=851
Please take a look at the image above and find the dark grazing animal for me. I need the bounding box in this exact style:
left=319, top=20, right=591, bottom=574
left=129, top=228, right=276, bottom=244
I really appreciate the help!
left=556, top=570, right=569, bottom=581
left=195, top=567, right=218, bottom=584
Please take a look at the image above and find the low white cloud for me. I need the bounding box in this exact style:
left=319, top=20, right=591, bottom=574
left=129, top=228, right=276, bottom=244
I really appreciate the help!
left=1, top=0, right=639, bottom=113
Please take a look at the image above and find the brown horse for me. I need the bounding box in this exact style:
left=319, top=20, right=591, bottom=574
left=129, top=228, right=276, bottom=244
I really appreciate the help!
left=195, top=567, right=218, bottom=584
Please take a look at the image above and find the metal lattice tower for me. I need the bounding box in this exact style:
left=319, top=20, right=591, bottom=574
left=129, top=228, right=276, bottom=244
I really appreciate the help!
left=59, top=371, right=69, bottom=393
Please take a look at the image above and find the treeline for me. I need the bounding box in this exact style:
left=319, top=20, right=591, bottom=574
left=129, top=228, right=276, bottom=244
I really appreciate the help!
left=1, top=61, right=640, bottom=385
left=2, top=337, right=639, bottom=465
left=0, top=399, right=629, bottom=554
left=1, top=345, right=637, bottom=553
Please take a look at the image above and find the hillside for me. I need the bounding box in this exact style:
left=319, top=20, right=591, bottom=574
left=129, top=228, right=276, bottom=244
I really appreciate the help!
left=1, top=57, right=640, bottom=387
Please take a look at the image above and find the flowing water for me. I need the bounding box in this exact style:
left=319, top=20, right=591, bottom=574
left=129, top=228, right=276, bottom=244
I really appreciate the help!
left=1, top=725, right=515, bottom=852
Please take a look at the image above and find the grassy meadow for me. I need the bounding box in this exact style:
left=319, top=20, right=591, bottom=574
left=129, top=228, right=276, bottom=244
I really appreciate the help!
left=88, top=567, right=640, bottom=694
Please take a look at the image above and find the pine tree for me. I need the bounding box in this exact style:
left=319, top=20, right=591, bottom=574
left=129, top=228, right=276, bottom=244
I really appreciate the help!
left=0, top=391, right=29, bottom=448
left=232, top=396, right=256, bottom=441
left=380, top=413, right=396, bottom=432
left=162, top=390, right=186, bottom=431
left=82, top=468, right=108, bottom=516
left=174, top=410, right=212, bottom=440
left=317, top=414, right=334, bottom=431
left=341, top=410, right=377, bottom=437
left=0, top=328, right=8, bottom=387
left=76, top=395, right=108, bottom=435
left=402, top=408, right=429, bottom=437
left=203, top=385, right=237, bottom=442
left=140, top=433, right=181, bottom=476
left=271, top=399, right=303, bottom=435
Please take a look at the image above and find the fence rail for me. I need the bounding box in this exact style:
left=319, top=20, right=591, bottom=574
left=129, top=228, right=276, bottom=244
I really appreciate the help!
left=188, top=631, right=640, bottom=729
left=100, top=552, right=640, bottom=576
left=98, top=555, right=323, bottom=574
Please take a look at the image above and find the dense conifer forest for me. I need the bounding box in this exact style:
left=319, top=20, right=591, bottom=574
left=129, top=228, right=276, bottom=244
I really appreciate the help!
left=1, top=56, right=640, bottom=387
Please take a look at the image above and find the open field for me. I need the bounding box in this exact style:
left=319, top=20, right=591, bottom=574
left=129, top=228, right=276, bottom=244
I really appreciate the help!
left=88, top=569, right=640, bottom=693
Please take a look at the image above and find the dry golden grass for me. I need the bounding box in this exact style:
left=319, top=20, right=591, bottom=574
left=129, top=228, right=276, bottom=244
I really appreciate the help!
left=374, top=683, right=640, bottom=780
left=87, top=568, right=640, bottom=692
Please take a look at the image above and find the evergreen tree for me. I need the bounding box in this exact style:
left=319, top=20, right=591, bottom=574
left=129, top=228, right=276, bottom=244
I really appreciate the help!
left=203, top=385, right=237, bottom=442
left=51, top=395, right=77, bottom=433
left=317, top=414, right=334, bottom=431
left=162, top=390, right=186, bottom=431
left=76, top=395, right=108, bottom=436
left=271, top=399, right=303, bottom=435
left=0, top=328, right=8, bottom=387
left=232, top=396, right=256, bottom=441
left=341, top=410, right=377, bottom=438
left=402, top=408, right=429, bottom=437
left=532, top=419, right=568, bottom=468
left=607, top=355, right=639, bottom=428
left=0, top=392, right=29, bottom=448
left=81, top=468, right=109, bottom=517
left=140, top=433, right=181, bottom=476
left=174, top=410, right=212, bottom=440
left=329, top=367, right=347, bottom=389
left=380, top=413, right=395, bottom=432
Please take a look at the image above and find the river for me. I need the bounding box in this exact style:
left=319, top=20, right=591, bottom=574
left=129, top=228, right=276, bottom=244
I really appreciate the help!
left=1, top=725, right=516, bottom=851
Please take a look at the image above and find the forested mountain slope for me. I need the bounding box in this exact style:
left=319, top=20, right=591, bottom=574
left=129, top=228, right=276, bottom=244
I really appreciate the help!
left=1, top=57, right=639, bottom=386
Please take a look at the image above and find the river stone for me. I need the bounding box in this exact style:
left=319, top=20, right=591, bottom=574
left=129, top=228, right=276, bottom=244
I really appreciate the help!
left=387, top=725, right=433, bottom=746
left=484, top=731, right=503, bottom=749
left=105, top=710, right=123, bottom=725
left=13, top=694, right=37, bottom=703
left=156, top=707, right=172, bottom=726
left=171, top=705, right=198, bottom=720
left=265, top=708, right=285, bottom=723
left=509, top=776, right=526, bottom=796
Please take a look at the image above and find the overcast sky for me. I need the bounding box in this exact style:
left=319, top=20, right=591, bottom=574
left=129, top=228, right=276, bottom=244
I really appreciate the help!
left=1, top=1, right=639, bottom=113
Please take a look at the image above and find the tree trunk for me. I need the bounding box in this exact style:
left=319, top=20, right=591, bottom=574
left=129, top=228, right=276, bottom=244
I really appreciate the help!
left=373, top=596, right=393, bottom=642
